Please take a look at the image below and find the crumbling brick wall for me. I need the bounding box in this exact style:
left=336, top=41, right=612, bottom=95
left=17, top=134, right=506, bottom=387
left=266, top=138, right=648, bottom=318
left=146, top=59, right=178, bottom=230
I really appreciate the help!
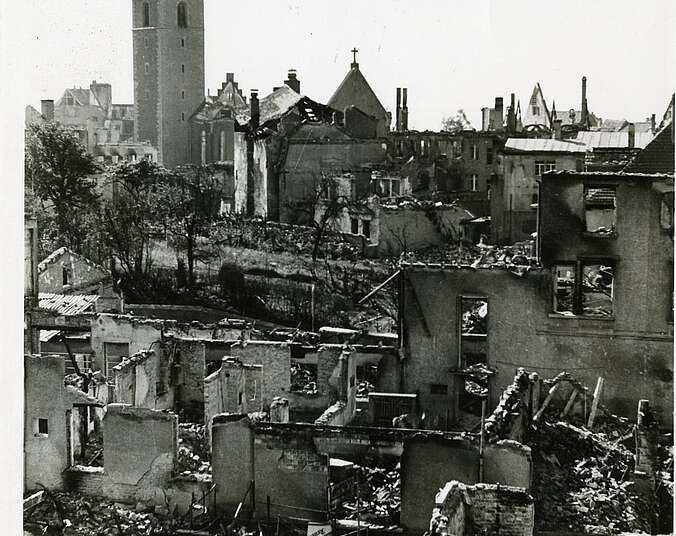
left=432, top=481, right=534, bottom=536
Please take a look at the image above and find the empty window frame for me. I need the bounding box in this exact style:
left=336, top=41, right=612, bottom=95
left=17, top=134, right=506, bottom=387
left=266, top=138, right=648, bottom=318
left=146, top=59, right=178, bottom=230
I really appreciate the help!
left=553, top=261, right=614, bottom=317
left=104, top=342, right=129, bottom=384
left=459, top=296, right=488, bottom=416
left=486, top=147, right=493, bottom=165
left=362, top=219, right=371, bottom=239
left=36, top=418, right=49, bottom=436
left=351, top=218, right=359, bottom=235
left=472, top=143, right=478, bottom=160
left=177, top=2, right=188, bottom=27
left=142, top=2, right=150, bottom=26
left=470, top=174, right=479, bottom=192
left=584, top=185, right=616, bottom=234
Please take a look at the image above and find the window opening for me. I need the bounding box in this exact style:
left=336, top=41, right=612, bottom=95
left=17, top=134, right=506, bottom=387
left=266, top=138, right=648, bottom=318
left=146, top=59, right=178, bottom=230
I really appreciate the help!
left=459, top=297, right=488, bottom=417
left=553, top=261, right=614, bottom=317
left=362, top=219, right=371, bottom=239
left=37, top=418, right=49, bottom=436
left=430, top=383, right=448, bottom=395
left=584, top=185, right=616, bottom=234
left=177, top=2, right=188, bottom=27
left=142, top=2, right=150, bottom=26
left=351, top=218, right=359, bottom=235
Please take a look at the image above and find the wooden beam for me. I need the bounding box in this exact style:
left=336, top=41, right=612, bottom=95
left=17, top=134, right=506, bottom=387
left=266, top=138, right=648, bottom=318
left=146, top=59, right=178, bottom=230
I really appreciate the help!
left=561, top=389, right=578, bottom=418
left=357, top=270, right=401, bottom=304
left=533, top=382, right=560, bottom=422
left=586, top=377, right=604, bottom=429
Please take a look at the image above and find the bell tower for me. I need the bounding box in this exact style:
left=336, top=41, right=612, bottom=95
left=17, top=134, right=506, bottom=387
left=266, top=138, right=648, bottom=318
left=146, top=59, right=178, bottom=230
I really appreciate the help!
left=132, top=0, right=205, bottom=168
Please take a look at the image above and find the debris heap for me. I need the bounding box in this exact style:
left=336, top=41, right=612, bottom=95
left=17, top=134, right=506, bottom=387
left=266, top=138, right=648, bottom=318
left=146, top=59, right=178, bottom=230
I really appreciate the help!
left=338, top=465, right=400, bottom=525
left=176, top=422, right=212, bottom=478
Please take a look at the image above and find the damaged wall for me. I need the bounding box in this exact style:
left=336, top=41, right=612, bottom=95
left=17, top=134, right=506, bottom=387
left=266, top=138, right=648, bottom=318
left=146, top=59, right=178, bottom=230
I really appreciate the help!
left=401, top=265, right=673, bottom=427
left=432, top=481, right=534, bottom=536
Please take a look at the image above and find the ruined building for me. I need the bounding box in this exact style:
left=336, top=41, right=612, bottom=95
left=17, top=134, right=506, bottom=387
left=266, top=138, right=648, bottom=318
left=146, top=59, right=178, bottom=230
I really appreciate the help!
left=132, top=0, right=205, bottom=168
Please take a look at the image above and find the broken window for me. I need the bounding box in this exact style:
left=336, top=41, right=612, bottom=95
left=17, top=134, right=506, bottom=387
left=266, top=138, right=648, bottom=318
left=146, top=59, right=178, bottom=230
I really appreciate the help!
left=469, top=174, right=478, bottom=192
left=62, top=265, right=71, bottom=286
left=290, top=362, right=317, bottom=394
left=581, top=263, right=614, bottom=317
left=362, top=219, right=371, bottom=239
left=584, top=185, right=616, bottom=234
left=177, top=2, right=188, bottom=27
left=554, top=264, right=576, bottom=314
left=459, top=297, right=489, bottom=416
left=552, top=261, right=614, bottom=317
left=104, top=342, right=129, bottom=385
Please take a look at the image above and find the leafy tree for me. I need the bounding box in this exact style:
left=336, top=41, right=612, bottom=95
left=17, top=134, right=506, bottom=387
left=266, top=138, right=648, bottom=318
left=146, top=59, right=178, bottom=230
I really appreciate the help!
left=98, top=160, right=167, bottom=281
left=25, top=122, right=100, bottom=250
left=154, top=164, right=226, bottom=287
left=441, top=109, right=472, bottom=134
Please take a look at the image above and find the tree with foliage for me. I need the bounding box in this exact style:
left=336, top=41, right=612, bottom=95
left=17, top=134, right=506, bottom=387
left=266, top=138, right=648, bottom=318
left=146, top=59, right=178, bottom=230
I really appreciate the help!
left=98, top=160, right=167, bottom=282
left=25, top=122, right=100, bottom=251
left=441, top=109, right=472, bottom=134
left=154, top=164, right=226, bottom=287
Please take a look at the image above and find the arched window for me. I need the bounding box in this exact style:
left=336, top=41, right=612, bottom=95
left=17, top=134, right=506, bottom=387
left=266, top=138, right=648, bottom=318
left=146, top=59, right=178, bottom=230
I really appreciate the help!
left=177, top=2, right=187, bottom=27
left=142, top=2, right=150, bottom=26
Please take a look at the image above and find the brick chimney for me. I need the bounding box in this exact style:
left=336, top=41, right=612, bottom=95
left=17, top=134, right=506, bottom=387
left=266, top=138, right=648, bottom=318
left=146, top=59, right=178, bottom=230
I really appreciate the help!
left=581, top=76, right=588, bottom=127
left=627, top=122, right=635, bottom=148
left=507, top=93, right=516, bottom=134
left=494, top=97, right=504, bottom=131
left=41, top=99, right=54, bottom=122
left=285, top=69, right=300, bottom=93
left=396, top=88, right=401, bottom=132
left=650, top=113, right=656, bottom=133
left=552, top=119, right=563, bottom=140
left=401, top=88, right=408, bottom=131
left=250, top=90, right=259, bottom=129
left=481, top=107, right=490, bottom=131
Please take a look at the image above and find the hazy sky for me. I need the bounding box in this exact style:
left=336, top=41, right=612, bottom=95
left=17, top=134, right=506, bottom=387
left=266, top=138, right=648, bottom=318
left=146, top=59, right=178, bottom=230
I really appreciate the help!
left=12, top=0, right=676, bottom=130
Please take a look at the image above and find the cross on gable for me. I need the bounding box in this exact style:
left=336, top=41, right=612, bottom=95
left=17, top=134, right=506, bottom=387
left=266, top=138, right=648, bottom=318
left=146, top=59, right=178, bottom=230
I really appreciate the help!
left=351, top=47, right=358, bottom=64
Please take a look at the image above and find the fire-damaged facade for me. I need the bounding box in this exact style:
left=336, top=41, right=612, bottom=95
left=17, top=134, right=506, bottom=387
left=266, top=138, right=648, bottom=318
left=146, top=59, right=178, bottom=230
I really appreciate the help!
left=399, top=169, right=674, bottom=428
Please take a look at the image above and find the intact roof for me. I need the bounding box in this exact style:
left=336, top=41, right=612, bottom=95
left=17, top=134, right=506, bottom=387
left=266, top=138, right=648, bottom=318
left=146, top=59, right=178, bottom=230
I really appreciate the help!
left=573, top=131, right=653, bottom=150
left=327, top=63, right=388, bottom=121
left=504, top=138, right=586, bottom=153
left=622, top=121, right=675, bottom=174
left=38, top=247, right=109, bottom=275
left=38, top=293, right=99, bottom=315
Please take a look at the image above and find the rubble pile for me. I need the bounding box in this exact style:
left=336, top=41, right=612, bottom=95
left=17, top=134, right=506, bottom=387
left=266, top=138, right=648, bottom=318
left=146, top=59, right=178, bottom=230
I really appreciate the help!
left=177, top=422, right=211, bottom=477
left=24, top=491, right=168, bottom=535
left=339, top=465, right=401, bottom=525
left=290, top=363, right=318, bottom=394
left=212, top=217, right=363, bottom=261
left=531, top=420, right=653, bottom=534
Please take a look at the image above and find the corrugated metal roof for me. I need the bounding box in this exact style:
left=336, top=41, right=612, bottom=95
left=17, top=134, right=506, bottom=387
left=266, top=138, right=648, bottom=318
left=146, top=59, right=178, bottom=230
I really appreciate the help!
left=38, top=293, right=98, bottom=315
left=574, top=131, right=653, bottom=149
left=505, top=138, right=586, bottom=153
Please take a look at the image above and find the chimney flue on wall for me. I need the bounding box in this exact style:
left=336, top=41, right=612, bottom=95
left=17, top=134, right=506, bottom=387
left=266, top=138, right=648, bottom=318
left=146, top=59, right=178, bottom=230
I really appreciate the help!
left=402, top=88, right=408, bottom=131
left=627, top=122, right=635, bottom=148
left=250, top=90, right=260, bottom=130
left=285, top=69, right=300, bottom=93
left=396, top=88, right=402, bottom=132
left=41, top=99, right=54, bottom=122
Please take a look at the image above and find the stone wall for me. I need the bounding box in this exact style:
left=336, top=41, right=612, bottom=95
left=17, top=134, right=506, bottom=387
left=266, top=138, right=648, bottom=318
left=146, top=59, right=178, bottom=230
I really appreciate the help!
left=39, top=248, right=109, bottom=294
left=432, top=481, right=534, bottom=536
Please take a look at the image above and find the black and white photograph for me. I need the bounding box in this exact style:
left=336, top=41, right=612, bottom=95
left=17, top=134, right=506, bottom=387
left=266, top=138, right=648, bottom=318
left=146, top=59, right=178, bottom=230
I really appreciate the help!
left=3, top=1, right=675, bottom=534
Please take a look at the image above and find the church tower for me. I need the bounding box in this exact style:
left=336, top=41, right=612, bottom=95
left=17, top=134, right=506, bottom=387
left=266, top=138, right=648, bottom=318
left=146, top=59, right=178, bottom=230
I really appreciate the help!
left=132, top=0, right=205, bottom=168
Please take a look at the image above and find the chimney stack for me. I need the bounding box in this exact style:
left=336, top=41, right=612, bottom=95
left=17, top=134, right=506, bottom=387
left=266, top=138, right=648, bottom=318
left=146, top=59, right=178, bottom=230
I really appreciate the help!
left=285, top=69, right=300, bottom=93
left=250, top=90, right=260, bottom=130
left=481, top=107, right=490, bottom=131
left=402, top=88, right=408, bottom=131
left=581, top=76, right=588, bottom=127
left=650, top=113, right=656, bottom=133
left=396, top=88, right=401, bottom=132
left=494, top=97, right=504, bottom=131
left=552, top=119, right=563, bottom=140
left=226, top=73, right=234, bottom=83
left=41, top=99, right=54, bottom=122
left=507, top=93, right=516, bottom=134
left=627, top=122, right=635, bottom=148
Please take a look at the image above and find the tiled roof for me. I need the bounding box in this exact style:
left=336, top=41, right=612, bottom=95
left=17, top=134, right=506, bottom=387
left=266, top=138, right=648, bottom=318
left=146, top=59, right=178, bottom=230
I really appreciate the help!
left=38, top=293, right=98, bottom=315
left=623, top=121, right=675, bottom=174
left=574, top=131, right=653, bottom=150
left=237, top=84, right=304, bottom=125
left=505, top=138, right=586, bottom=153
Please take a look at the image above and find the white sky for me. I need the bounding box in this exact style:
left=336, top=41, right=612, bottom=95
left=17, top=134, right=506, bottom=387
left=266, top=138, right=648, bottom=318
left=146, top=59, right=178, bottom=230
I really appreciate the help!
left=11, top=0, right=676, bottom=130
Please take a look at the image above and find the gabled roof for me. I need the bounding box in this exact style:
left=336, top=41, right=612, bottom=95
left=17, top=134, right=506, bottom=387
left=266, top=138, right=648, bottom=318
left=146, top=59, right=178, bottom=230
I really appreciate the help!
left=522, top=83, right=551, bottom=128
left=504, top=138, right=586, bottom=153
left=38, top=247, right=108, bottom=275
left=552, top=108, right=599, bottom=127
left=327, top=62, right=388, bottom=122
left=622, top=121, right=674, bottom=174
left=38, top=293, right=99, bottom=315
left=57, top=88, right=95, bottom=107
